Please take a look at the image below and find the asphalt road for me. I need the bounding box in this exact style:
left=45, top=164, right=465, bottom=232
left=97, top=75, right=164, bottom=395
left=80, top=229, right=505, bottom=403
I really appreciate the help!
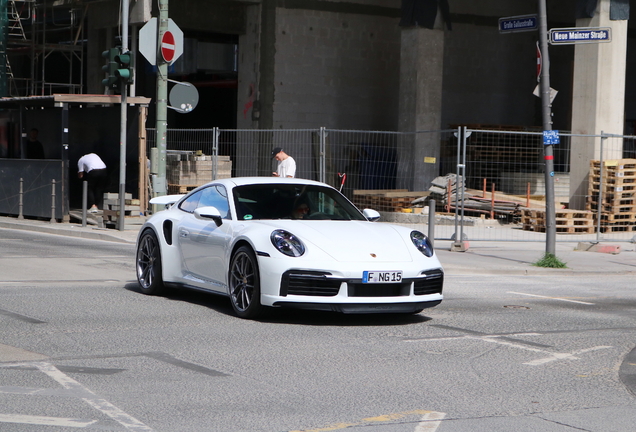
left=1, top=228, right=635, bottom=432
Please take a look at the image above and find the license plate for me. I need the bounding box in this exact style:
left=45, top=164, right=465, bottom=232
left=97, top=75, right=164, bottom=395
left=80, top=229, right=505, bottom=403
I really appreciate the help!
left=362, top=270, right=403, bottom=284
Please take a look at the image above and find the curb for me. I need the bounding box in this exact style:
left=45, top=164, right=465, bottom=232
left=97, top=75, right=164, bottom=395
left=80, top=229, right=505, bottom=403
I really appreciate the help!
left=0, top=219, right=136, bottom=244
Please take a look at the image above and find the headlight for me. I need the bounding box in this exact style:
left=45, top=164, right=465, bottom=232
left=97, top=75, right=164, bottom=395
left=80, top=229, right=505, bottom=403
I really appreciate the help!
left=410, top=231, right=434, bottom=257
left=271, top=230, right=305, bottom=257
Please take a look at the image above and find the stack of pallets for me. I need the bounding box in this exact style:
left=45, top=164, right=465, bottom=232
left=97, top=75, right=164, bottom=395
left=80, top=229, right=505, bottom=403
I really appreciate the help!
left=352, top=190, right=429, bottom=212
left=521, top=208, right=595, bottom=234
left=587, top=159, right=636, bottom=233
left=102, top=193, right=143, bottom=226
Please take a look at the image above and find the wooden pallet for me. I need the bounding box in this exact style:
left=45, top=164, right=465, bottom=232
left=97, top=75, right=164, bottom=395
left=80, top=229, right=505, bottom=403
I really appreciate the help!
left=590, top=159, right=636, bottom=170
left=521, top=209, right=595, bottom=234
left=598, top=212, right=636, bottom=223
left=168, top=184, right=200, bottom=194
left=353, top=190, right=428, bottom=212
left=599, top=223, right=636, bottom=233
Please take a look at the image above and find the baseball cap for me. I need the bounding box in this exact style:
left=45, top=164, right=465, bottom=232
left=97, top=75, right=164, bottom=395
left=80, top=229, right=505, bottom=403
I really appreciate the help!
left=271, top=147, right=283, bottom=158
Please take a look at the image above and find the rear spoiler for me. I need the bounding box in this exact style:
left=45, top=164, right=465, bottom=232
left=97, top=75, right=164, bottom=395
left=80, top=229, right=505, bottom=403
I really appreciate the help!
left=149, top=194, right=185, bottom=208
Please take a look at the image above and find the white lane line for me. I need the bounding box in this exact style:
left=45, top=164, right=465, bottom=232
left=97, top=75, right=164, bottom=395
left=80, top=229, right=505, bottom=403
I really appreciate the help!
left=524, top=345, right=613, bottom=366
left=0, top=413, right=96, bottom=428
left=0, top=256, right=129, bottom=259
left=33, top=362, right=155, bottom=432
left=405, top=336, right=613, bottom=367
left=415, top=411, right=446, bottom=431
left=508, top=291, right=595, bottom=305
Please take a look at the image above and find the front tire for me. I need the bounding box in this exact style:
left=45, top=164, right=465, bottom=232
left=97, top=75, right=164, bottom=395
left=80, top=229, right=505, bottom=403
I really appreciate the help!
left=136, top=229, right=166, bottom=295
left=229, top=246, right=264, bottom=319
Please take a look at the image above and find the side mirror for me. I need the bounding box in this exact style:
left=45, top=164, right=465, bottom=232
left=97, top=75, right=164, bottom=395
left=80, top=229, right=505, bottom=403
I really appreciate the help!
left=363, top=208, right=381, bottom=222
left=194, top=206, right=223, bottom=226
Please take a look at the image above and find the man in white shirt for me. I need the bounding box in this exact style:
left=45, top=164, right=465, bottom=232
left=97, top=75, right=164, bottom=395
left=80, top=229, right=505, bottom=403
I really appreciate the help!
left=78, top=153, right=108, bottom=212
left=271, top=147, right=296, bottom=178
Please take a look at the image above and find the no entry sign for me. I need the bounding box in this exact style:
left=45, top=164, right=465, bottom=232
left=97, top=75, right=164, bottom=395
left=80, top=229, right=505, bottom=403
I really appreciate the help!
left=139, top=18, right=183, bottom=65
left=161, top=31, right=176, bottom=62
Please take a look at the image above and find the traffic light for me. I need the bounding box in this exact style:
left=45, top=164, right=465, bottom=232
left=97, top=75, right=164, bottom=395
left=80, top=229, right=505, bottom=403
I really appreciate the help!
left=115, top=50, right=134, bottom=85
left=101, top=48, right=119, bottom=89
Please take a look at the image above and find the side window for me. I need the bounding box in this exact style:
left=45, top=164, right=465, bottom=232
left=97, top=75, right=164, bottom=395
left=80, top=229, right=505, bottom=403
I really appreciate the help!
left=179, top=190, right=203, bottom=213
left=198, top=185, right=231, bottom=219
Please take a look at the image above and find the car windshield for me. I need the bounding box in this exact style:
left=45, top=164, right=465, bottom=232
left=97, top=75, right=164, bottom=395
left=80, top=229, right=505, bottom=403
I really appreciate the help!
left=233, top=183, right=366, bottom=221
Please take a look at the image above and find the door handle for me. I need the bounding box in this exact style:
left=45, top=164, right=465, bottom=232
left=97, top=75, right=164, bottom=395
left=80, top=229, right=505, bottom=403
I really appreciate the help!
left=179, top=229, right=189, bottom=238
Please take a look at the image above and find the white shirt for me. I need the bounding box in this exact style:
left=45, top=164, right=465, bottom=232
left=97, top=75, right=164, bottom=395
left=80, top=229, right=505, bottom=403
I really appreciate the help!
left=277, top=156, right=296, bottom=178
left=78, top=153, right=107, bottom=173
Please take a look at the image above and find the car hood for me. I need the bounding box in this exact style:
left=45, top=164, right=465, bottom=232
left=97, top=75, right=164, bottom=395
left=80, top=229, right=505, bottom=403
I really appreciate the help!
left=255, top=220, right=415, bottom=263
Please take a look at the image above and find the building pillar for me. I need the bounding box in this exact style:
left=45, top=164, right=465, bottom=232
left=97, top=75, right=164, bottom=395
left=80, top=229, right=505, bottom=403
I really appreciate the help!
left=398, top=24, right=444, bottom=192
left=569, top=0, right=628, bottom=209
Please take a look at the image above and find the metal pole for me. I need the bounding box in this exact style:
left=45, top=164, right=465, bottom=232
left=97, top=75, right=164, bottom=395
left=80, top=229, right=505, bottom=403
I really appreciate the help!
left=320, top=127, right=326, bottom=183
left=596, top=133, right=606, bottom=242
left=213, top=127, right=219, bottom=180
left=459, top=126, right=467, bottom=244
left=155, top=0, right=169, bottom=197
left=538, top=0, right=556, bottom=255
left=50, top=179, right=56, bottom=223
left=118, top=0, right=129, bottom=231
left=82, top=180, right=88, bottom=227
left=18, top=178, right=24, bottom=219
left=428, top=199, right=435, bottom=248
left=453, top=126, right=461, bottom=241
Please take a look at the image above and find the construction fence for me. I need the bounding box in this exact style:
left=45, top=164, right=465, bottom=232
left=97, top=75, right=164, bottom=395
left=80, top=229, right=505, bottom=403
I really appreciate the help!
left=146, top=127, right=636, bottom=243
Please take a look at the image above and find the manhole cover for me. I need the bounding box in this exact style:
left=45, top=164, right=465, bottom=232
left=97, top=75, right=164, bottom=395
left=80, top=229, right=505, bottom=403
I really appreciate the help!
left=503, top=305, right=530, bottom=309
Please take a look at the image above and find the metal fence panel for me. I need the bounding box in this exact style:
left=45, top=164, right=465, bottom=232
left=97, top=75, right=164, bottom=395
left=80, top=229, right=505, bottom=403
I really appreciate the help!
left=145, top=127, right=636, bottom=243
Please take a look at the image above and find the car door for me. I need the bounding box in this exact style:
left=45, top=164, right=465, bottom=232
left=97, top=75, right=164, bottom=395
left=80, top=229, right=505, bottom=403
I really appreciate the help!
left=177, top=185, right=233, bottom=291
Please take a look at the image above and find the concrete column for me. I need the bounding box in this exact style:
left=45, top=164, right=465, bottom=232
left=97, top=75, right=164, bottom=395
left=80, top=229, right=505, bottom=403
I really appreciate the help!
left=398, top=25, right=444, bottom=192
left=569, top=0, right=628, bottom=209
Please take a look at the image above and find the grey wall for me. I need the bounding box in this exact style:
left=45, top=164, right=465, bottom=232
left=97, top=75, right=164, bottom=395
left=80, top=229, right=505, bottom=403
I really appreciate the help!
left=272, top=7, right=400, bottom=130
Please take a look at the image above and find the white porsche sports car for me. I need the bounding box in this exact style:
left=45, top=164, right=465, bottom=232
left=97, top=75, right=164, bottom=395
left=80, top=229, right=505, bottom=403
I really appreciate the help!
left=136, top=177, right=443, bottom=319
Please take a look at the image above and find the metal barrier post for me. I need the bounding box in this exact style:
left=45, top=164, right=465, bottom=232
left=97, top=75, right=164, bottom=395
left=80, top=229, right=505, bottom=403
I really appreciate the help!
left=213, top=127, right=219, bottom=180
left=453, top=126, right=461, bottom=240
left=319, top=127, right=326, bottom=183
left=459, top=126, right=468, bottom=244
left=82, top=180, right=88, bottom=227
left=18, top=178, right=24, bottom=219
left=428, top=199, right=435, bottom=248
left=50, top=179, right=56, bottom=223
left=596, top=133, right=606, bottom=242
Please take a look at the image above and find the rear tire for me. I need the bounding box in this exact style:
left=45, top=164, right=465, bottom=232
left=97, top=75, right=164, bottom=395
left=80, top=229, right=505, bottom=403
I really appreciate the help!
left=229, top=246, right=264, bottom=319
left=136, top=229, right=166, bottom=295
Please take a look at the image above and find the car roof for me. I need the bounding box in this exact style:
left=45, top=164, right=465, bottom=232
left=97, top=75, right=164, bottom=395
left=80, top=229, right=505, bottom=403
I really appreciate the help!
left=204, top=177, right=334, bottom=189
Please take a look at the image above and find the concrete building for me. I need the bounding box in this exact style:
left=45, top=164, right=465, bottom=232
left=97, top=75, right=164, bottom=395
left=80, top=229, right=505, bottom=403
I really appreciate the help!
left=2, top=0, right=635, bottom=205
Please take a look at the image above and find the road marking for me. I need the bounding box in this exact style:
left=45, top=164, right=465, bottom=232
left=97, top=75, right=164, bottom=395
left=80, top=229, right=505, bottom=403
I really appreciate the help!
left=34, top=362, right=154, bottom=431
left=524, top=346, right=613, bottom=366
left=508, top=291, right=595, bottom=305
left=0, top=256, right=128, bottom=259
left=415, top=410, right=446, bottom=431
left=0, top=413, right=97, bottom=428
left=1, top=362, right=154, bottom=431
left=289, top=410, right=446, bottom=432
left=406, top=336, right=613, bottom=367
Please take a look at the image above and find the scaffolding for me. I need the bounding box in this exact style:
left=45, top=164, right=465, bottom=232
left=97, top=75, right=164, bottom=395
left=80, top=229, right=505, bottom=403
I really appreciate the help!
left=4, top=0, right=85, bottom=97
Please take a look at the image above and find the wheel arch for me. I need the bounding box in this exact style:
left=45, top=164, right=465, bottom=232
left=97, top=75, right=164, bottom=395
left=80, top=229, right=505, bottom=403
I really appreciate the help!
left=138, top=224, right=179, bottom=284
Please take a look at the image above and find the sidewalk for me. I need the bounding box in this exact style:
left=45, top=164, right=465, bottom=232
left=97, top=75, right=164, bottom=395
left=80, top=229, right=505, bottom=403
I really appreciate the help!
left=0, top=215, right=634, bottom=275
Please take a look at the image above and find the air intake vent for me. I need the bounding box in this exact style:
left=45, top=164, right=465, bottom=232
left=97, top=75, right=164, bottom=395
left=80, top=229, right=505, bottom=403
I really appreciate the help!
left=281, top=271, right=341, bottom=297
left=413, top=269, right=444, bottom=295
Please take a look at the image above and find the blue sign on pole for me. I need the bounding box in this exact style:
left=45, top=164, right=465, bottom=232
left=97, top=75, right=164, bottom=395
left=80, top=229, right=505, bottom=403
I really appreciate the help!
left=549, top=27, right=611, bottom=45
left=543, top=130, right=560, bottom=145
left=498, top=14, right=538, bottom=34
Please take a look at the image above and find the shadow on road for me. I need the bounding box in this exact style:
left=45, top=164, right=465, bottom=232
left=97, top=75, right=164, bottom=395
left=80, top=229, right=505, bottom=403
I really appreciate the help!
left=124, top=282, right=435, bottom=326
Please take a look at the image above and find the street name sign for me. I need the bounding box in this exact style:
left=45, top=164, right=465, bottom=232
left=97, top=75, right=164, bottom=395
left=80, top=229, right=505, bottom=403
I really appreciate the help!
left=543, top=130, right=560, bottom=145
left=498, top=14, right=538, bottom=34
left=549, top=27, right=611, bottom=45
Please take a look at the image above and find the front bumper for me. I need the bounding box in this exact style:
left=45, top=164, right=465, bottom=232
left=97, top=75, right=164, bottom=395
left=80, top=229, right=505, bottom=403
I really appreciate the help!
left=262, top=267, right=444, bottom=311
